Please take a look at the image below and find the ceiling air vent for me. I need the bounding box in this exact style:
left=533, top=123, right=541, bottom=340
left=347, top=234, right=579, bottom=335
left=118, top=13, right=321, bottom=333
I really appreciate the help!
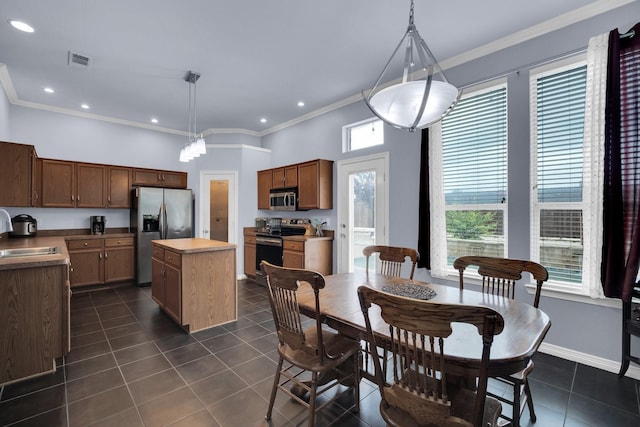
left=68, top=51, right=91, bottom=69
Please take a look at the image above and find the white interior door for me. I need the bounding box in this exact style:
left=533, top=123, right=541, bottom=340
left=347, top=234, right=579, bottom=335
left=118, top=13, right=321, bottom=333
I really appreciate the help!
left=337, top=153, right=389, bottom=273
left=199, top=171, right=238, bottom=244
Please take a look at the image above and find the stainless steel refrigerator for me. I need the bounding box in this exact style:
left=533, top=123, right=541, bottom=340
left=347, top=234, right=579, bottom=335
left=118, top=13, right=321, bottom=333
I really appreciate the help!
left=131, top=186, right=193, bottom=285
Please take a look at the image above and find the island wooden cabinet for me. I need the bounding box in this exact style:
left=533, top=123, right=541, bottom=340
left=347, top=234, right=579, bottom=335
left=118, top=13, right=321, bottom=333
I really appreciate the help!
left=0, top=141, right=37, bottom=207
left=133, top=168, right=187, bottom=189
left=282, top=235, right=333, bottom=276
left=67, top=236, right=134, bottom=287
left=243, top=229, right=257, bottom=278
left=0, top=263, right=70, bottom=385
left=257, top=169, right=272, bottom=210
left=151, top=239, right=237, bottom=332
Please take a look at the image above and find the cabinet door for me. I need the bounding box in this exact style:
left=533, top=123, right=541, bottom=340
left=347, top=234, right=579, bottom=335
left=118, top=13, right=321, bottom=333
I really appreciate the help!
left=283, top=249, right=305, bottom=269
left=164, top=264, right=182, bottom=323
left=0, top=142, right=33, bottom=207
left=151, top=257, right=165, bottom=306
left=69, top=249, right=104, bottom=287
left=272, top=166, right=298, bottom=189
left=257, top=169, right=272, bottom=210
left=298, top=160, right=333, bottom=210
left=133, top=168, right=163, bottom=187
left=108, top=167, right=131, bottom=208
left=104, top=246, right=135, bottom=283
left=244, top=240, right=256, bottom=277
left=41, top=159, right=76, bottom=207
left=77, top=163, right=106, bottom=208
left=161, top=171, right=187, bottom=189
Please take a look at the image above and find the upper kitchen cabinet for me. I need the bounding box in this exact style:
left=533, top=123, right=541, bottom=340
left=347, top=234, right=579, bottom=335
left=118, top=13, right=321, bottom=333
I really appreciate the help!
left=40, top=159, right=76, bottom=208
left=0, top=141, right=37, bottom=207
left=107, top=166, right=131, bottom=208
left=297, top=159, right=333, bottom=210
left=272, top=165, right=297, bottom=189
left=133, top=168, right=187, bottom=188
left=257, top=159, right=334, bottom=211
left=77, top=163, right=107, bottom=208
left=40, top=160, right=107, bottom=208
left=257, top=169, right=272, bottom=210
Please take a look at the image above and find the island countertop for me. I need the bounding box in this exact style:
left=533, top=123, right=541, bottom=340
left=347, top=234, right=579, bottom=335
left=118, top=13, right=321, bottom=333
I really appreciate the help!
left=152, top=237, right=236, bottom=254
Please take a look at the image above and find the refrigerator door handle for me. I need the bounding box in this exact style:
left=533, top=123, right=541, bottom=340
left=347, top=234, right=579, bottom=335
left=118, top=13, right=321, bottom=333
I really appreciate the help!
left=158, top=203, right=165, bottom=239
left=163, top=202, right=169, bottom=238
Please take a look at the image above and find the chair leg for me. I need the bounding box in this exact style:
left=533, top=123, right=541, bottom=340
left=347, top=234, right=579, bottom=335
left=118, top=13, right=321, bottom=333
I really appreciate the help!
left=524, top=380, right=537, bottom=422
left=353, top=351, right=361, bottom=414
left=266, top=357, right=284, bottom=420
left=307, top=371, right=319, bottom=427
left=512, top=382, right=521, bottom=427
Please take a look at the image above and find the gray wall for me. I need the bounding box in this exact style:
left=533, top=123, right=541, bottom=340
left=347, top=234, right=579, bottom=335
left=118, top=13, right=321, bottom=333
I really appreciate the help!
left=0, top=83, right=9, bottom=140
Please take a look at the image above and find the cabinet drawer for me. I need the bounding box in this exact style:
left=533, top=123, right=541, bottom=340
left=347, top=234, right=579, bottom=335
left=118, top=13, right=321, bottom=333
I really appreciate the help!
left=104, top=237, right=134, bottom=247
left=164, top=250, right=181, bottom=268
left=244, top=236, right=256, bottom=245
left=152, top=246, right=164, bottom=259
left=283, top=240, right=304, bottom=252
left=68, top=239, right=103, bottom=250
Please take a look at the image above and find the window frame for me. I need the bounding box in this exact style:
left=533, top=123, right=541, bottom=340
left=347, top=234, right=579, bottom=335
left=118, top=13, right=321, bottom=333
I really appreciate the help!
left=429, top=79, right=509, bottom=279
left=342, top=117, right=384, bottom=153
left=529, top=56, right=593, bottom=297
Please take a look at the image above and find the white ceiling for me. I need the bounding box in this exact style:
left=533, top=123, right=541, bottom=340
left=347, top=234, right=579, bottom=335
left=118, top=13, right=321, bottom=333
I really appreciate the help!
left=0, top=0, right=631, bottom=136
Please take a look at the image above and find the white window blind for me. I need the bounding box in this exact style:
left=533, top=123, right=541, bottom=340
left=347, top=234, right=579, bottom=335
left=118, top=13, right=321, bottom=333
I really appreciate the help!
left=440, top=84, right=508, bottom=266
left=531, top=63, right=587, bottom=285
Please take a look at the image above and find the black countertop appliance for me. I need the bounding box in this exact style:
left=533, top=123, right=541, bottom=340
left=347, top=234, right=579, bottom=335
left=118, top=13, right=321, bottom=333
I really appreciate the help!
left=9, top=214, right=37, bottom=237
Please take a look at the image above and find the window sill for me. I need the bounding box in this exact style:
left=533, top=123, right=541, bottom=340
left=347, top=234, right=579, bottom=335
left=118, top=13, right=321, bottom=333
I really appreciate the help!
left=523, top=283, right=621, bottom=308
left=434, top=271, right=621, bottom=309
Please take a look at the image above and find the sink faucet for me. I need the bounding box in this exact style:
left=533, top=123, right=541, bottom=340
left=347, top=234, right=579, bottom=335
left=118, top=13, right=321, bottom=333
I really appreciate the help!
left=0, top=209, right=13, bottom=237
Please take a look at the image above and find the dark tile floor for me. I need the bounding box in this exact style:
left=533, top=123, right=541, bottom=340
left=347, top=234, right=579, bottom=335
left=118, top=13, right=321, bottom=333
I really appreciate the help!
left=1, top=280, right=639, bottom=426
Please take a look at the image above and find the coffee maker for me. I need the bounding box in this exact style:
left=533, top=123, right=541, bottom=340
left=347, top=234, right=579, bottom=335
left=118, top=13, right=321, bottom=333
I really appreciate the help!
left=90, top=216, right=106, bottom=235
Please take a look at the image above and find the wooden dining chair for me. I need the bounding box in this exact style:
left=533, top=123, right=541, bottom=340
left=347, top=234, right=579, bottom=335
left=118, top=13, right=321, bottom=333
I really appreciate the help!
left=453, top=255, right=549, bottom=427
left=363, top=245, right=419, bottom=279
left=261, top=261, right=361, bottom=427
left=358, top=285, right=504, bottom=427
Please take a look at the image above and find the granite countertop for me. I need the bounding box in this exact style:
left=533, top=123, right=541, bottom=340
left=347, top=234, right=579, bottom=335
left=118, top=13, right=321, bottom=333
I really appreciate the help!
left=0, top=236, right=70, bottom=270
left=153, top=238, right=237, bottom=254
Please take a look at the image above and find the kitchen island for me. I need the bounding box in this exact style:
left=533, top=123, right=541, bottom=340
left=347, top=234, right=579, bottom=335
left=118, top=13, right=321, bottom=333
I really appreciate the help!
left=151, top=238, right=237, bottom=332
left=0, top=236, right=70, bottom=385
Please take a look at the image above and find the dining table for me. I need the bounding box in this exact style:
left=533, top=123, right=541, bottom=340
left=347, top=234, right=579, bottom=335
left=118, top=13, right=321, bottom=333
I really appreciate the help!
left=295, top=271, right=551, bottom=378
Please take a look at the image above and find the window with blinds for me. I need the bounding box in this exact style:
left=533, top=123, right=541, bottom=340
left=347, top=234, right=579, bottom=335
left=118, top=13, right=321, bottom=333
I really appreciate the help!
left=531, top=63, right=587, bottom=285
left=441, top=84, right=508, bottom=265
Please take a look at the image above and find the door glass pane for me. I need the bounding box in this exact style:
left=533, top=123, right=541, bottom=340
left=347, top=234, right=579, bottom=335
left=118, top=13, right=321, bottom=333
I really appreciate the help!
left=350, top=170, right=376, bottom=272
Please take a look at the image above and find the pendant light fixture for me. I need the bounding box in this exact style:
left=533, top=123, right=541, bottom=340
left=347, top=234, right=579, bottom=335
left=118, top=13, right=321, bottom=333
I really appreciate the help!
left=363, top=0, right=460, bottom=132
left=180, top=71, right=207, bottom=162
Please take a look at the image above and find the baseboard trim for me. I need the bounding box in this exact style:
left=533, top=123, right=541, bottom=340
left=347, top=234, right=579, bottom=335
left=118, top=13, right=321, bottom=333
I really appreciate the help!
left=538, top=342, right=640, bottom=380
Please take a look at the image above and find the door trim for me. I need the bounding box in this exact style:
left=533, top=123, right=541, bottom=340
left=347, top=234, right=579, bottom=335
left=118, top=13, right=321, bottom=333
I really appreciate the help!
left=198, top=170, right=238, bottom=244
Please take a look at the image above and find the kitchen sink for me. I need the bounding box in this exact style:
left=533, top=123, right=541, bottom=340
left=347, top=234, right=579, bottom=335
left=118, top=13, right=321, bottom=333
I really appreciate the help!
left=0, top=246, right=61, bottom=258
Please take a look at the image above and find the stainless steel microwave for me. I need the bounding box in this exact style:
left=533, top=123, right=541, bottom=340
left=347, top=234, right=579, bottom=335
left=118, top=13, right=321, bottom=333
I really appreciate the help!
left=269, top=188, right=297, bottom=211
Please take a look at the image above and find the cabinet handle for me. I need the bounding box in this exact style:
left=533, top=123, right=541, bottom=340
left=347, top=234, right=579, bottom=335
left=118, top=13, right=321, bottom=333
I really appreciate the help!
left=108, top=196, right=111, bottom=204
left=71, top=195, right=75, bottom=201
left=157, top=173, right=162, bottom=182
left=77, top=195, right=80, bottom=202
left=99, top=253, right=102, bottom=259
left=105, top=252, right=108, bottom=259
left=83, top=242, right=88, bottom=246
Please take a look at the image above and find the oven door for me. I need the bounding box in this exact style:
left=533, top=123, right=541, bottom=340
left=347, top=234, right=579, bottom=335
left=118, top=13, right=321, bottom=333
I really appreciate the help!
left=255, top=235, right=283, bottom=285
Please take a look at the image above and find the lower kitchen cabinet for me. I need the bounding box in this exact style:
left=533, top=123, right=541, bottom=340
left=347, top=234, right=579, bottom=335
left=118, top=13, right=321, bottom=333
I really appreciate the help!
left=282, top=236, right=333, bottom=276
left=67, top=236, right=134, bottom=287
left=243, top=229, right=257, bottom=278
left=0, top=263, right=70, bottom=385
left=151, top=239, right=237, bottom=332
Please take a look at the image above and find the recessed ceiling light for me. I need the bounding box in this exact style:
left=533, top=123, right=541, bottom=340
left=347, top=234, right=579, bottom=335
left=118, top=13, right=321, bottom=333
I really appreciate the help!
left=151, top=118, right=158, bottom=124
left=44, top=87, right=54, bottom=94
left=260, top=118, right=267, bottom=123
left=9, top=20, right=35, bottom=33
left=297, top=101, right=305, bottom=107
left=81, top=104, right=90, bottom=109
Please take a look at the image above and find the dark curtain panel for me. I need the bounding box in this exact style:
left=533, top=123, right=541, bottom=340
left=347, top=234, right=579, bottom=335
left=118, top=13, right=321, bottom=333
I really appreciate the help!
left=417, top=128, right=431, bottom=269
left=601, top=23, right=640, bottom=302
